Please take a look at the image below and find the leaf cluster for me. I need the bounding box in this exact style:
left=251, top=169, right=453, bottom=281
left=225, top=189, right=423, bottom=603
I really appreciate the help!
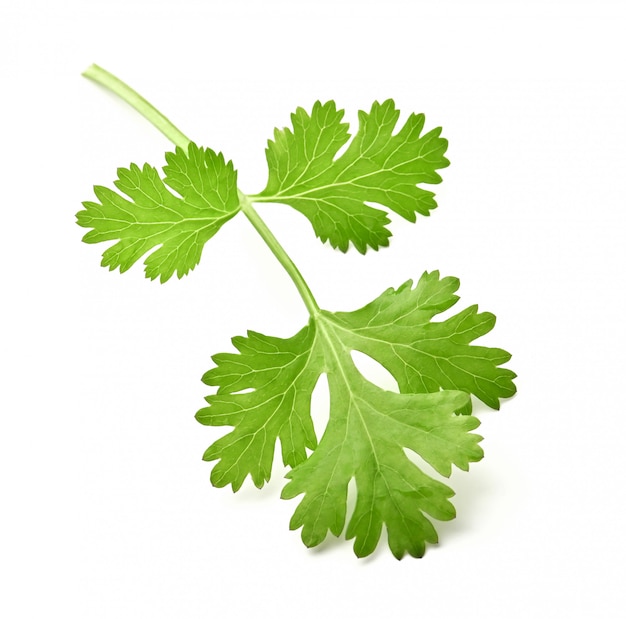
left=78, top=98, right=516, bottom=558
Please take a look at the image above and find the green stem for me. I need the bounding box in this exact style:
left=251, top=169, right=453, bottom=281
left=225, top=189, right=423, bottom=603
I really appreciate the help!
left=82, top=64, right=191, bottom=150
left=237, top=192, right=320, bottom=316
left=82, top=64, right=320, bottom=317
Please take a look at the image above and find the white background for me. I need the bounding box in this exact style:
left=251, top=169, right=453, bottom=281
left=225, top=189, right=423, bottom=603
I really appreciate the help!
left=2, top=0, right=625, bottom=616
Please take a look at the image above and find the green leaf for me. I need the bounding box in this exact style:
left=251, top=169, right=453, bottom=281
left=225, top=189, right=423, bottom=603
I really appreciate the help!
left=196, top=325, right=323, bottom=490
left=76, top=143, right=239, bottom=282
left=282, top=360, right=481, bottom=559
left=328, top=270, right=517, bottom=410
left=198, top=271, right=513, bottom=557
left=256, top=100, right=449, bottom=253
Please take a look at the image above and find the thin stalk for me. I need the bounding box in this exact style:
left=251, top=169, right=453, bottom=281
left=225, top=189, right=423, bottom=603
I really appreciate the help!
left=82, top=64, right=320, bottom=317
left=238, top=192, right=320, bottom=316
left=82, top=64, right=191, bottom=150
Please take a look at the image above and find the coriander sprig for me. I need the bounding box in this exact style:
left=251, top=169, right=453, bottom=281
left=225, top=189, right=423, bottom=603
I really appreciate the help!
left=78, top=64, right=516, bottom=558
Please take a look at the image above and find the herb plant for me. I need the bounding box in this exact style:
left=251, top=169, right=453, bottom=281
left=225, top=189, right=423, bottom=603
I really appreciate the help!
left=77, top=64, right=516, bottom=559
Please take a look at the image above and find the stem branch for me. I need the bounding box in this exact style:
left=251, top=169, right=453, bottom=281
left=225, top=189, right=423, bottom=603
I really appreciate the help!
left=238, top=192, right=320, bottom=316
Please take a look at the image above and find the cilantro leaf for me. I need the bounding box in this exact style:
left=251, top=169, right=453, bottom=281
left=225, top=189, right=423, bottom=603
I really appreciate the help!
left=196, top=326, right=322, bottom=490
left=328, top=270, right=517, bottom=410
left=198, top=271, right=511, bottom=557
left=76, top=143, right=239, bottom=282
left=282, top=359, right=482, bottom=559
left=256, top=100, right=449, bottom=253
